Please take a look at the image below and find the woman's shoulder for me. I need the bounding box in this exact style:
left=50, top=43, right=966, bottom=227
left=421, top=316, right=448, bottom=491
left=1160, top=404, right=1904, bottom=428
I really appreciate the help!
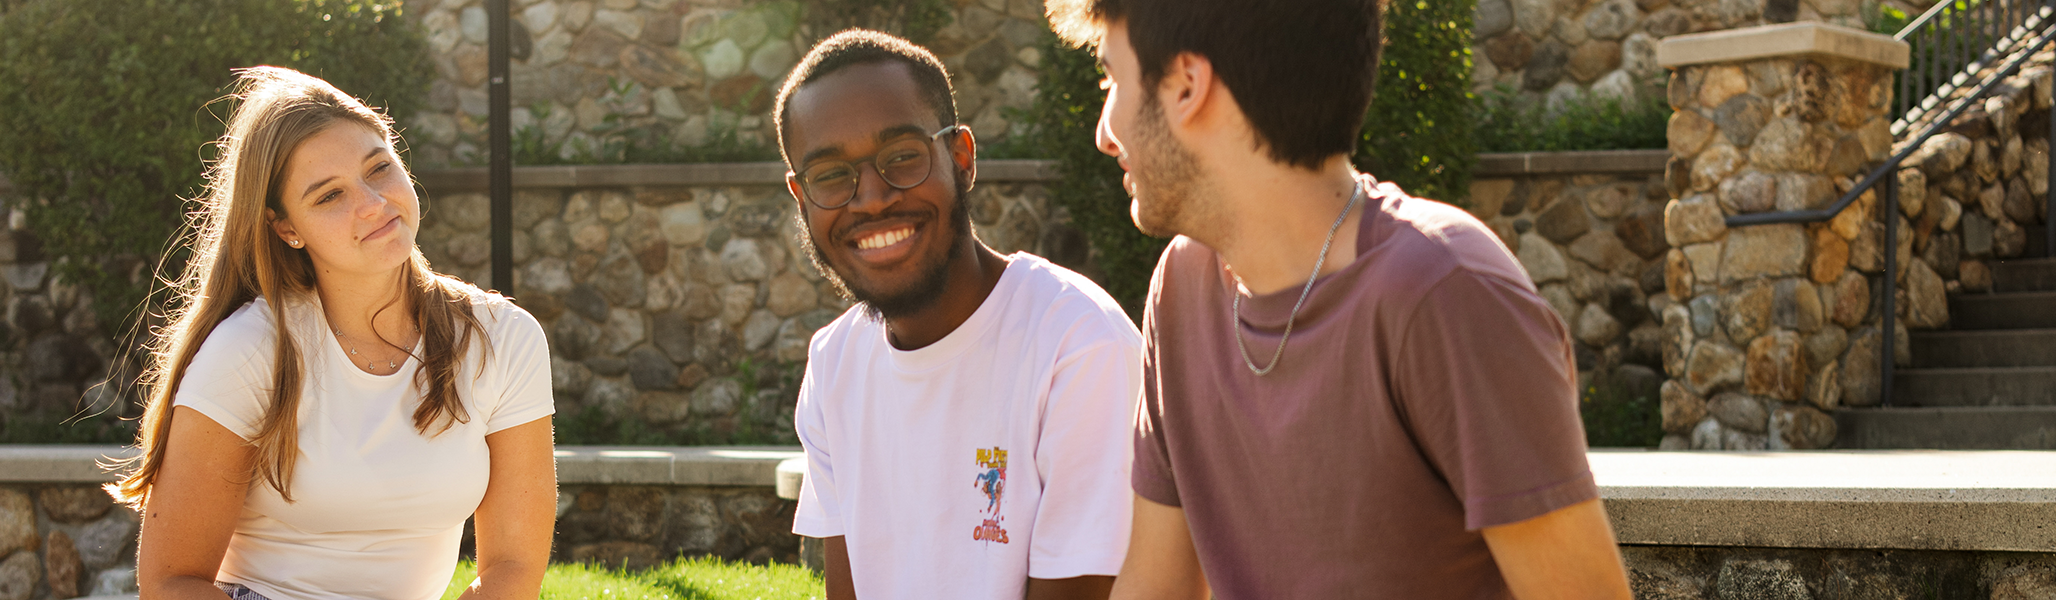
left=437, top=275, right=544, bottom=341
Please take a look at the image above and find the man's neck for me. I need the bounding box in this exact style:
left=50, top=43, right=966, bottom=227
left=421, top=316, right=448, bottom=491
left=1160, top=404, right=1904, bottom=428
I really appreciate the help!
left=1200, top=156, right=1365, bottom=296
left=884, top=241, right=1010, bottom=350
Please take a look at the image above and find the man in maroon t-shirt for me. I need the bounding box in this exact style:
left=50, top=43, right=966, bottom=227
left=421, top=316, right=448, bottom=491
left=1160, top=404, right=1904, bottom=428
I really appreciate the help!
left=1046, top=1, right=1635, bottom=598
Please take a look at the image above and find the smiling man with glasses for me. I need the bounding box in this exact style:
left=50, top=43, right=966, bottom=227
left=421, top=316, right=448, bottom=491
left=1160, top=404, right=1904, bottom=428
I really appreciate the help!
left=772, top=29, right=1142, bottom=600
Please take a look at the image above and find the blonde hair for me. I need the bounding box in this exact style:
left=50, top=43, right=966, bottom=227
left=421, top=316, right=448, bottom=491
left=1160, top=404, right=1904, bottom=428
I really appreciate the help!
left=110, top=66, right=489, bottom=506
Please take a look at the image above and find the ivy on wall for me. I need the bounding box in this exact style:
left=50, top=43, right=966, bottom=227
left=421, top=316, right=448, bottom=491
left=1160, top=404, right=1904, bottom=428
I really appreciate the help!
left=0, top=0, right=432, bottom=335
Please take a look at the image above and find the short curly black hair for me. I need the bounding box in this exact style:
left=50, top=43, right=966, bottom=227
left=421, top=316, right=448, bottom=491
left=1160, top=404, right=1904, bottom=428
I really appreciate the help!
left=773, top=29, right=959, bottom=168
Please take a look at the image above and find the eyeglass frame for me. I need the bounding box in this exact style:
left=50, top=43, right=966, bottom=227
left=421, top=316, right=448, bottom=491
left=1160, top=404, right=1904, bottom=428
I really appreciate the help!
left=788, top=124, right=968, bottom=210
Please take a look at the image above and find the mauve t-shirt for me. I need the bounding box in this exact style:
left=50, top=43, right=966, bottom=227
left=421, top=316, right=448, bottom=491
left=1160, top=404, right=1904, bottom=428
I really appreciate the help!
left=1134, top=178, right=1598, bottom=599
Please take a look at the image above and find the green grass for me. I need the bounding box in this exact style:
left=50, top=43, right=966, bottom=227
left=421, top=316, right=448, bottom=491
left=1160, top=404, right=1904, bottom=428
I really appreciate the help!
left=442, top=557, right=824, bottom=600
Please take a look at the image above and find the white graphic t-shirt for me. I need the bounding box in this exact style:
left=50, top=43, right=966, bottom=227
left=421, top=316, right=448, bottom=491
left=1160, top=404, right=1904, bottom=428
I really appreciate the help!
left=792, top=253, right=1142, bottom=599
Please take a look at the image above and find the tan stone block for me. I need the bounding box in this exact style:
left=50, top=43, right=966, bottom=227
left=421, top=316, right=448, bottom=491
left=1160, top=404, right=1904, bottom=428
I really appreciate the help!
left=1829, top=271, right=1870, bottom=328
left=1810, top=227, right=1850, bottom=284
left=1773, top=404, right=1837, bottom=449
left=1746, top=330, right=1807, bottom=401
left=1724, top=280, right=1775, bottom=343
left=1468, top=179, right=1516, bottom=219
left=1665, top=249, right=1694, bottom=301
left=1720, top=224, right=1808, bottom=282
left=1906, top=259, right=1948, bottom=329
left=1661, top=380, right=1707, bottom=435
left=1692, top=144, right=1746, bottom=192
left=1697, top=65, right=1749, bottom=108
left=1687, top=340, right=1745, bottom=395
left=1669, top=110, right=1717, bottom=159
left=1664, top=195, right=1727, bottom=246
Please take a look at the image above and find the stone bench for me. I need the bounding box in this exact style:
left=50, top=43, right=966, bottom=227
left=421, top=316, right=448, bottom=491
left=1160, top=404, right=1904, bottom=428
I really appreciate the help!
left=8, top=446, right=2054, bottom=596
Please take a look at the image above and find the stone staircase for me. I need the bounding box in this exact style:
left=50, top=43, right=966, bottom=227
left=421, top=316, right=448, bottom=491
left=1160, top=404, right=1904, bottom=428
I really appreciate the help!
left=1837, top=256, right=2056, bottom=448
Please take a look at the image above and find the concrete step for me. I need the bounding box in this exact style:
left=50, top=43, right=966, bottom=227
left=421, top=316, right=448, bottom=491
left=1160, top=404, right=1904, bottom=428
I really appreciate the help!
left=1893, top=366, right=2056, bottom=406
left=1948, top=291, right=2056, bottom=330
left=1994, top=258, right=2056, bottom=292
left=1910, top=329, right=2056, bottom=367
left=1834, top=406, right=2056, bottom=449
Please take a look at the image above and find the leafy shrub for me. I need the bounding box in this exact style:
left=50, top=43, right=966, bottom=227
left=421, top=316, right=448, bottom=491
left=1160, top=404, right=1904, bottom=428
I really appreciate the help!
left=1008, top=2, right=1479, bottom=315
left=1581, top=367, right=1663, bottom=448
left=0, top=0, right=432, bottom=334
left=1356, top=0, right=1478, bottom=204
left=1472, top=84, right=1672, bottom=153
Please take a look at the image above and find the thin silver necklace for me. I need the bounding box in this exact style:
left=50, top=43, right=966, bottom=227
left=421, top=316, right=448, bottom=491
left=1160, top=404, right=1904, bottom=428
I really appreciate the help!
left=333, top=326, right=416, bottom=373
left=1233, top=178, right=1364, bottom=376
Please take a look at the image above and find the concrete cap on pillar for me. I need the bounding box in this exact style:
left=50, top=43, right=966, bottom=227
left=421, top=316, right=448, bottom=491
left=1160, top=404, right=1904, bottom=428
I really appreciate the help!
left=1658, top=22, right=1911, bottom=70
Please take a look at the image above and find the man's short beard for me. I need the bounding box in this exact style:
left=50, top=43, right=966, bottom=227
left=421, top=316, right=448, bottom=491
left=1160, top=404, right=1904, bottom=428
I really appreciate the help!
left=1129, top=93, right=1208, bottom=239
left=797, top=183, right=973, bottom=321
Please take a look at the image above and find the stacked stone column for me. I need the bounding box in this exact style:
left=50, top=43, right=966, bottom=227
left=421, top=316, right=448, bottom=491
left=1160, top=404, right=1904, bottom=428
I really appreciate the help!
left=1655, top=23, right=1909, bottom=450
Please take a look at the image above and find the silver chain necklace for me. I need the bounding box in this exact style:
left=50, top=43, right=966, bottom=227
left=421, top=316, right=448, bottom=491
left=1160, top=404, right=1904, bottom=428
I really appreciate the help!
left=333, top=326, right=415, bottom=373
left=1233, top=178, right=1364, bottom=376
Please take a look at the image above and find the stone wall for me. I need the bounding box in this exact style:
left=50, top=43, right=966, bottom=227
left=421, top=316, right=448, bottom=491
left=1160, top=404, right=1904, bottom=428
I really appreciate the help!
left=414, top=166, right=1064, bottom=439
left=0, top=485, right=140, bottom=600
left=1470, top=0, right=1938, bottom=106
left=549, top=484, right=797, bottom=568
left=1656, top=32, right=1901, bottom=450
left=1470, top=151, right=1674, bottom=403
left=1623, top=545, right=2056, bottom=598
left=404, top=0, right=1050, bottom=169
left=0, top=200, right=123, bottom=442
left=1894, top=55, right=2054, bottom=296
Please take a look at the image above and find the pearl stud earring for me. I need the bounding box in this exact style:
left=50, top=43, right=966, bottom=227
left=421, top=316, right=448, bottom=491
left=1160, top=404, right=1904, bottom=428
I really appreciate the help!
left=289, top=239, right=302, bottom=248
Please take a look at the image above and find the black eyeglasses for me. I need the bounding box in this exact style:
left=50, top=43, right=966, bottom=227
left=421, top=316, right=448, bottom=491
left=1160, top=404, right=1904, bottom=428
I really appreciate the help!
left=795, top=125, right=964, bottom=210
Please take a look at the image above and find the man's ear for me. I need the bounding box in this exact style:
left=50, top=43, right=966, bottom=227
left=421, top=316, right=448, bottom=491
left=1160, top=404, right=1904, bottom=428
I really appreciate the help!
left=786, top=171, right=805, bottom=206
left=1159, top=51, right=1217, bottom=129
left=950, top=125, right=977, bottom=192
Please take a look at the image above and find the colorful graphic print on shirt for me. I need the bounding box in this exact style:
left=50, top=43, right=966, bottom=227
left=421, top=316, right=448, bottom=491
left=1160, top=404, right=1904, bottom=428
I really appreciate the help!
left=972, top=446, right=1010, bottom=544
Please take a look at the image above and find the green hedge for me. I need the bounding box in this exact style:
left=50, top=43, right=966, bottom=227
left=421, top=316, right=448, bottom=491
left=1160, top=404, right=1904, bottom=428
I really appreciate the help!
left=0, top=0, right=431, bottom=335
left=1012, top=1, right=1477, bottom=316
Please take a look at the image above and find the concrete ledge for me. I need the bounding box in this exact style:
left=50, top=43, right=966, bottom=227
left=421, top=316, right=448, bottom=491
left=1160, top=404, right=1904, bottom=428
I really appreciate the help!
left=415, top=159, right=1059, bottom=191
left=1474, top=150, right=1669, bottom=177
left=1593, top=450, right=2056, bottom=552
left=1658, top=22, right=1911, bottom=69
left=0, top=445, right=138, bottom=483
left=17, top=446, right=2054, bottom=552
left=551, top=446, right=803, bottom=486
left=0, top=445, right=804, bottom=487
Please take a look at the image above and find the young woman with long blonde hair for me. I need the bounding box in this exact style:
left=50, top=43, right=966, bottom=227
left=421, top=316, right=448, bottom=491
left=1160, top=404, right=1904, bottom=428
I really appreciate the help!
left=109, top=66, right=556, bottom=600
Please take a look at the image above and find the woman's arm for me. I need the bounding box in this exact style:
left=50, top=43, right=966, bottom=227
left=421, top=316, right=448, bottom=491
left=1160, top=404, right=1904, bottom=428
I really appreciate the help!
left=137, top=406, right=255, bottom=599
left=460, top=417, right=557, bottom=600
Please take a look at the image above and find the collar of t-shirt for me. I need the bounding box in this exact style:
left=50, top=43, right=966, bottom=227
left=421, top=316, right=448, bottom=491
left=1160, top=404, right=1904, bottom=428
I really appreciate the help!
left=882, top=253, right=1029, bottom=374
left=1226, top=174, right=1397, bottom=331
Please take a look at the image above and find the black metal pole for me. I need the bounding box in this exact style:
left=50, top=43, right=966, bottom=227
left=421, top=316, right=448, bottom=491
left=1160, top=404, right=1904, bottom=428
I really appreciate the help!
left=488, top=0, right=513, bottom=292
left=2048, top=78, right=2055, bottom=258
left=1882, top=170, right=1897, bottom=408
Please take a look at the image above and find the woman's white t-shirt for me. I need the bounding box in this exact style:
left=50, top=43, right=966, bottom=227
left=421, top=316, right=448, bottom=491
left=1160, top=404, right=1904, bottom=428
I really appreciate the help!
left=172, top=289, right=554, bottom=600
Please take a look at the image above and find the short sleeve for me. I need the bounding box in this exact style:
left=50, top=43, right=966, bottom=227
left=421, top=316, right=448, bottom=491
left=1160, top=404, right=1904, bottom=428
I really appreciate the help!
left=1392, top=270, right=1597, bottom=531
left=1131, top=252, right=1181, bottom=507
left=484, top=304, right=555, bottom=434
left=1028, top=334, right=1142, bottom=579
left=172, top=308, right=277, bottom=440
left=790, top=365, right=844, bottom=537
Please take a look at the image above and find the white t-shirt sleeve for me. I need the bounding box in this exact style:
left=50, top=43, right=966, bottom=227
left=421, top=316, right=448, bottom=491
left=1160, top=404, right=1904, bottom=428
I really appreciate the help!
left=172, top=308, right=277, bottom=440
left=1027, top=334, right=1142, bottom=579
left=791, top=365, right=844, bottom=538
left=483, top=303, right=555, bottom=434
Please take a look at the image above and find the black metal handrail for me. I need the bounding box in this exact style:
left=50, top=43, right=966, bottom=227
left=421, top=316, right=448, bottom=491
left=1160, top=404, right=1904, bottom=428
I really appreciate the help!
left=1722, top=6, right=2056, bottom=409
left=1895, top=0, right=2052, bottom=129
